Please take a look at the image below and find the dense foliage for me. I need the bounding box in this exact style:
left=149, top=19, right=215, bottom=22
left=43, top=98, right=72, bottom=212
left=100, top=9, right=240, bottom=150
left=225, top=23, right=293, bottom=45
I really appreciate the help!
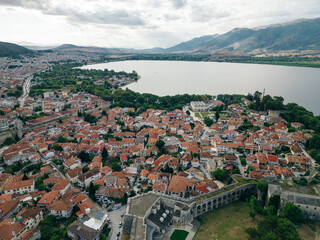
left=0, top=41, right=33, bottom=57
left=282, top=203, right=304, bottom=224
left=204, top=117, right=214, bottom=127
left=109, top=88, right=210, bottom=111
left=103, top=53, right=211, bottom=62
left=32, top=63, right=138, bottom=91
left=212, top=168, right=227, bottom=181
left=31, top=63, right=211, bottom=111
left=281, top=103, right=320, bottom=133
left=217, top=94, right=244, bottom=106
left=280, top=103, right=320, bottom=162
left=247, top=91, right=284, bottom=111
left=246, top=215, right=302, bottom=240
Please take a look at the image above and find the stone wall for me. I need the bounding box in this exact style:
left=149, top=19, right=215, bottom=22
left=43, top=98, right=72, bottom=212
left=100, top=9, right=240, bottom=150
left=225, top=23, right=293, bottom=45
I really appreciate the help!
left=281, top=191, right=320, bottom=220
left=191, top=183, right=256, bottom=217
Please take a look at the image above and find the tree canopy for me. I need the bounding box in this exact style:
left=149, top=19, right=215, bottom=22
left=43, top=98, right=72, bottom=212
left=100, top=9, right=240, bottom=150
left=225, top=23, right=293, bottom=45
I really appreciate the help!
left=246, top=215, right=301, bottom=240
left=282, top=203, right=304, bottom=224
left=204, top=117, right=214, bottom=127
left=212, top=168, right=227, bottom=181
left=248, top=91, right=284, bottom=111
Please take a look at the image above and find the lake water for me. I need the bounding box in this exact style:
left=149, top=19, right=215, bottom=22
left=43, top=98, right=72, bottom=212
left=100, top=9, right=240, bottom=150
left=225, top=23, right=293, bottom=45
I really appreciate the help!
left=82, top=60, right=320, bottom=115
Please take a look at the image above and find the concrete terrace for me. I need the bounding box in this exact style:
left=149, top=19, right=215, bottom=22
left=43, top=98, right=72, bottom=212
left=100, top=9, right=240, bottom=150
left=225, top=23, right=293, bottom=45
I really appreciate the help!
left=128, top=194, right=159, bottom=217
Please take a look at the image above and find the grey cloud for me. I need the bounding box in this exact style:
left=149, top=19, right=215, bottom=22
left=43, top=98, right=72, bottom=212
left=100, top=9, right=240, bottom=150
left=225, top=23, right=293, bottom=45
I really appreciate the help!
left=0, top=0, right=146, bottom=26
left=142, top=30, right=184, bottom=47
left=164, top=14, right=181, bottom=21
left=171, top=0, right=187, bottom=9
left=68, top=9, right=146, bottom=26
left=0, top=0, right=50, bottom=10
left=191, top=6, right=231, bottom=22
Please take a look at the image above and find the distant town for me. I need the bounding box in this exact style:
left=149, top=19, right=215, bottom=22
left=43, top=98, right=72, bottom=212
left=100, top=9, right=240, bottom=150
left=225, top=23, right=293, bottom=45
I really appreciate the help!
left=0, top=51, right=320, bottom=240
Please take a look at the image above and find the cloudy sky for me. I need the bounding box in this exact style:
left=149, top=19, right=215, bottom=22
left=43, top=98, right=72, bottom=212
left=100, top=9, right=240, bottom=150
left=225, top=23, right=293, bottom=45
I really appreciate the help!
left=1, top=0, right=320, bottom=49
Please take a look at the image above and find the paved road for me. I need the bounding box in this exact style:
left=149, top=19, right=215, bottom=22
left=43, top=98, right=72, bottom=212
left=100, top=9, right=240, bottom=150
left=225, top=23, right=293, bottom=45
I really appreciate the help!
left=301, top=146, right=316, bottom=167
left=200, top=164, right=212, bottom=180
left=107, top=205, right=126, bottom=240
left=235, top=154, right=245, bottom=176
left=18, top=75, right=32, bottom=107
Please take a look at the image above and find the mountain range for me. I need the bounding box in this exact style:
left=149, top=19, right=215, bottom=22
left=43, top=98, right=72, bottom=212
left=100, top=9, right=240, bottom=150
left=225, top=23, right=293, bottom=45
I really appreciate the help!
left=2, top=17, right=320, bottom=57
left=167, top=18, right=320, bottom=54
left=0, top=41, right=33, bottom=57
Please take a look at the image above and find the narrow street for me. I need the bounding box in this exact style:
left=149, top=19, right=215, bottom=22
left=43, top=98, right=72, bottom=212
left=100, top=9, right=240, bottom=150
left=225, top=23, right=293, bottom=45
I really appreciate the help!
left=18, top=75, right=32, bottom=107
left=107, top=205, right=126, bottom=240
left=235, top=154, right=245, bottom=176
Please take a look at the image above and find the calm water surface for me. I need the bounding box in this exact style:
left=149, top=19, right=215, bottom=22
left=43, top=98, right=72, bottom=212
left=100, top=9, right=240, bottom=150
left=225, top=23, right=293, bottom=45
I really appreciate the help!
left=83, top=60, right=320, bottom=115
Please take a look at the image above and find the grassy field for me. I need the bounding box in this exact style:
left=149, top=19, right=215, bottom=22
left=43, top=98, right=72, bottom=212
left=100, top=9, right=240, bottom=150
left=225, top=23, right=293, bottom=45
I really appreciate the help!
left=194, top=201, right=319, bottom=240
left=201, top=112, right=215, bottom=118
left=194, top=113, right=201, bottom=118
left=297, top=221, right=320, bottom=240
left=170, top=230, right=189, bottom=240
left=194, top=201, right=263, bottom=240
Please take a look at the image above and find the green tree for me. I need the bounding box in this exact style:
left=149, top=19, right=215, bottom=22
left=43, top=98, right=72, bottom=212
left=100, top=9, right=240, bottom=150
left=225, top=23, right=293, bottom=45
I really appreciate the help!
left=282, top=203, right=303, bottom=224
left=111, top=162, right=121, bottom=172
left=249, top=195, right=257, bottom=209
left=34, top=106, right=42, bottom=112
left=257, top=182, right=268, bottom=193
left=215, top=111, right=220, bottom=122
left=268, top=205, right=277, bottom=216
left=78, top=150, right=90, bottom=162
left=53, top=143, right=63, bottom=151
left=161, top=164, right=173, bottom=174
left=212, top=168, right=227, bottom=181
left=246, top=215, right=302, bottom=240
left=82, top=166, right=89, bottom=173
left=89, top=182, right=98, bottom=201
left=130, top=189, right=136, bottom=197
left=2, top=137, right=14, bottom=146
left=277, top=218, right=302, bottom=240
left=246, top=227, right=260, bottom=240
left=268, top=195, right=281, bottom=210
left=309, top=149, right=318, bottom=158
left=14, top=133, right=20, bottom=142
left=186, top=110, right=190, bottom=115
left=240, top=158, right=246, bottom=166
left=57, top=135, right=67, bottom=143
left=101, top=147, right=109, bottom=160
left=204, top=117, right=214, bottom=127
left=155, top=139, right=165, bottom=149
left=233, top=166, right=240, bottom=174
left=249, top=211, right=256, bottom=219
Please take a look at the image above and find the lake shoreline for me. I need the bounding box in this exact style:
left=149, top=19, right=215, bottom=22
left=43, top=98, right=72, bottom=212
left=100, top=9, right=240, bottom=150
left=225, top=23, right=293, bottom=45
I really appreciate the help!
left=102, top=56, right=320, bottom=69
left=82, top=60, right=320, bottom=115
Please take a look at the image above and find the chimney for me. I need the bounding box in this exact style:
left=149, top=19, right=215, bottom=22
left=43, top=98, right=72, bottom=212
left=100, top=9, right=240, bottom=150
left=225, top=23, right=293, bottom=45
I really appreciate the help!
left=152, top=208, right=157, bottom=214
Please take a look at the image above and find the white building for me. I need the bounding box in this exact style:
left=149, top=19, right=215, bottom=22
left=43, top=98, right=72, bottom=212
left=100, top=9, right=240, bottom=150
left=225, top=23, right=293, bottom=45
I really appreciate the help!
left=78, top=169, right=102, bottom=188
left=190, top=101, right=210, bottom=112
left=4, top=179, right=35, bottom=195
